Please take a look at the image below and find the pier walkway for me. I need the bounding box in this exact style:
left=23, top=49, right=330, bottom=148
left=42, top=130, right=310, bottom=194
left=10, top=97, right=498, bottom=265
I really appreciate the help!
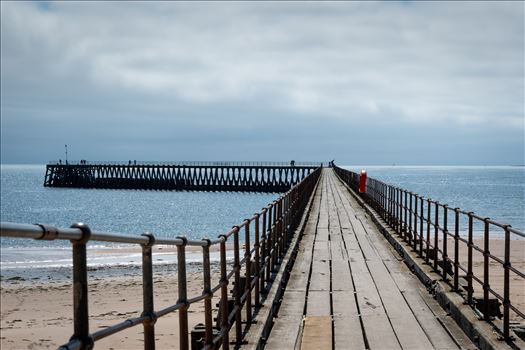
left=255, top=169, right=475, bottom=350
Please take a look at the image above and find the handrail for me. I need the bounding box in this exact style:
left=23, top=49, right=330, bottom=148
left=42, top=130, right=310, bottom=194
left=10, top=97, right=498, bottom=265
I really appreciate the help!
left=1, top=167, right=322, bottom=350
left=47, top=160, right=323, bottom=167
left=333, top=165, right=524, bottom=342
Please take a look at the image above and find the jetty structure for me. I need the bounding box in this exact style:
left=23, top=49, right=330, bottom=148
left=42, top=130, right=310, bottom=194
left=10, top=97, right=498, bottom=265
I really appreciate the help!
left=43, top=161, right=320, bottom=192
left=1, top=163, right=524, bottom=350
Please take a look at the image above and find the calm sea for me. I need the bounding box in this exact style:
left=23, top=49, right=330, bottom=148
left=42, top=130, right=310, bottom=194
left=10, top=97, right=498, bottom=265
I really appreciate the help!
left=344, top=165, right=524, bottom=234
left=1, top=164, right=523, bottom=279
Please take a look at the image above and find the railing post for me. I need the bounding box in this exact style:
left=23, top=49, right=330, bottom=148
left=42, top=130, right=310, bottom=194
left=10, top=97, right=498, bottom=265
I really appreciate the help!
left=254, top=213, right=261, bottom=308
left=263, top=209, right=271, bottom=283
left=483, top=218, right=490, bottom=321
left=443, top=205, right=448, bottom=281
left=69, top=223, right=93, bottom=350
left=413, top=193, right=418, bottom=251
left=176, top=237, right=189, bottom=350
left=219, top=236, right=230, bottom=349
left=388, top=186, right=392, bottom=226
left=503, top=225, right=511, bottom=340
left=453, top=209, right=460, bottom=291
left=244, top=220, right=252, bottom=324
left=397, top=188, right=401, bottom=235
left=426, top=199, right=431, bottom=265
left=277, top=199, right=283, bottom=261
left=405, top=191, right=412, bottom=246
left=400, top=188, right=404, bottom=237
left=141, top=232, right=156, bottom=350
left=271, top=202, right=278, bottom=272
left=382, top=183, right=387, bottom=219
left=201, top=239, right=213, bottom=348
left=232, top=226, right=242, bottom=345
left=467, top=212, right=474, bottom=305
left=419, top=197, right=424, bottom=256
left=433, top=202, right=439, bottom=272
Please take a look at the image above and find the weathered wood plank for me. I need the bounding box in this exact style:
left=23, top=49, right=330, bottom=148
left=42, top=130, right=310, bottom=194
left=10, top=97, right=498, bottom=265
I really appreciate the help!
left=333, top=291, right=365, bottom=350
left=306, top=290, right=331, bottom=316
left=331, top=259, right=353, bottom=291
left=309, top=258, right=330, bottom=291
left=265, top=314, right=303, bottom=349
left=316, top=228, right=330, bottom=242
left=301, top=316, right=332, bottom=350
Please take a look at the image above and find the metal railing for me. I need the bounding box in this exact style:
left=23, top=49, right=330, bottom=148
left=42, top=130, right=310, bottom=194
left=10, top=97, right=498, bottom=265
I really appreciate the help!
left=1, top=168, right=322, bottom=350
left=47, top=160, right=323, bottom=167
left=334, top=166, right=524, bottom=342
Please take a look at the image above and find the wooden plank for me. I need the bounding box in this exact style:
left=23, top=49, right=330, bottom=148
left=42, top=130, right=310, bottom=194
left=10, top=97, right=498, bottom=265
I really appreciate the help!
left=313, top=241, right=331, bottom=261
left=333, top=315, right=366, bottom=350
left=330, top=241, right=348, bottom=262
left=316, top=228, right=330, bottom=242
left=278, top=290, right=306, bottom=316
left=331, top=259, right=353, bottom=291
left=301, top=316, right=332, bottom=350
left=306, top=290, right=331, bottom=316
left=361, top=312, right=401, bottom=350
left=333, top=291, right=365, bottom=350
left=309, top=259, right=330, bottom=291
left=265, top=315, right=303, bottom=349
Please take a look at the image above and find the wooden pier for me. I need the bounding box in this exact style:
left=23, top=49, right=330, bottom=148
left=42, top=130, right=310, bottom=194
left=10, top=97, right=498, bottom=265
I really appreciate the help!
left=245, top=169, right=479, bottom=349
left=43, top=162, right=319, bottom=192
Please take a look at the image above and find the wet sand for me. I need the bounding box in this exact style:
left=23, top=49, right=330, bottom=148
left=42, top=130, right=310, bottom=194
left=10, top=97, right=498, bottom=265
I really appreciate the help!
left=1, top=265, right=222, bottom=349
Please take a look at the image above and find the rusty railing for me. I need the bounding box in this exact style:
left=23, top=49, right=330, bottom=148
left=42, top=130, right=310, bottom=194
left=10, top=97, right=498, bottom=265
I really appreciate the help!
left=0, top=167, right=321, bottom=349
left=334, top=166, right=524, bottom=342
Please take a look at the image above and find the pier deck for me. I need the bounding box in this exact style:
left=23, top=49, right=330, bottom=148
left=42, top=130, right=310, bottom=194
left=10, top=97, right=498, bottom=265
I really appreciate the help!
left=258, top=169, right=475, bottom=350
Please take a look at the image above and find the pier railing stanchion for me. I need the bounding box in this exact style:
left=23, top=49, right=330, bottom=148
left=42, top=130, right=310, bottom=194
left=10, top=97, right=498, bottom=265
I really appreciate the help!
left=419, top=197, right=424, bottom=256
left=232, top=226, right=242, bottom=344
left=262, top=209, right=271, bottom=283
left=467, top=212, right=474, bottom=305
left=253, top=213, right=261, bottom=307
left=443, top=205, right=449, bottom=281
left=202, top=239, right=214, bottom=348
left=426, top=199, right=431, bottom=265
left=176, top=237, right=189, bottom=350
left=433, top=202, right=439, bottom=272
left=413, top=193, right=418, bottom=251
left=404, top=190, right=408, bottom=242
left=219, top=236, right=230, bottom=349
left=244, top=220, right=252, bottom=324
left=70, top=223, right=93, bottom=350
left=483, top=218, right=491, bottom=321
left=453, top=209, right=460, bottom=291
left=141, top=232, right=156, bottom=350
left=503, top=225, right=511, bottom=340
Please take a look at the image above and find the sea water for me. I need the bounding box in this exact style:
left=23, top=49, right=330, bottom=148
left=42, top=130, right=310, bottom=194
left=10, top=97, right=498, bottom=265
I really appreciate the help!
left=0, top=164, right=277, bottom=279
left=344, top=165, right=524, bottom=233
left=1, top=164, right=523, bottom=280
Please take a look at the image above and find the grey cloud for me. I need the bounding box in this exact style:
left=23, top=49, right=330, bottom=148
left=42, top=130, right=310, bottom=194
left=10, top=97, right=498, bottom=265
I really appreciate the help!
left=1, top=1, right=523, bottom=164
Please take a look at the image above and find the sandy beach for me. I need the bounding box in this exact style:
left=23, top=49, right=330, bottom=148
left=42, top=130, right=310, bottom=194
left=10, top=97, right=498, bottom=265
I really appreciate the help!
left=1, top=239, right=523, bottom=349
left=1, top=269, right=224, bottom=349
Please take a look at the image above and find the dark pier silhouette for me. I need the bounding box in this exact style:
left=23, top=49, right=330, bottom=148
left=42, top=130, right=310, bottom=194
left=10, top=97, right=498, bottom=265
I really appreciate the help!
left=44, top=161, right=320, bottom=192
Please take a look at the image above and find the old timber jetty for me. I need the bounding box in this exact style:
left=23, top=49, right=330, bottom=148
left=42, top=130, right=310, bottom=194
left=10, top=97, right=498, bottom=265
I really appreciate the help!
left=43, top=161, right=320, bottom=192
left=1, top=162, right=524, bottom=350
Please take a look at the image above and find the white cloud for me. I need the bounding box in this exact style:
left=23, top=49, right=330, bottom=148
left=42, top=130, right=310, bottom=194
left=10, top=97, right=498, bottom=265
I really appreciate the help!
left=1, top=1, right=523, bottom=128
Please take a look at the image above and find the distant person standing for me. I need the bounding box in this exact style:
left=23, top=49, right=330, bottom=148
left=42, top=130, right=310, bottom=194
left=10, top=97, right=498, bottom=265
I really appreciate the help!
left=290, top=160, right=295, bottom=167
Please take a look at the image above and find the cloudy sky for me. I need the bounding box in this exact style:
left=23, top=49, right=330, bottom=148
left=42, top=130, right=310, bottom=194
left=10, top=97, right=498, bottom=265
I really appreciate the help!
left=1, top=1, right=523, bottom=165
